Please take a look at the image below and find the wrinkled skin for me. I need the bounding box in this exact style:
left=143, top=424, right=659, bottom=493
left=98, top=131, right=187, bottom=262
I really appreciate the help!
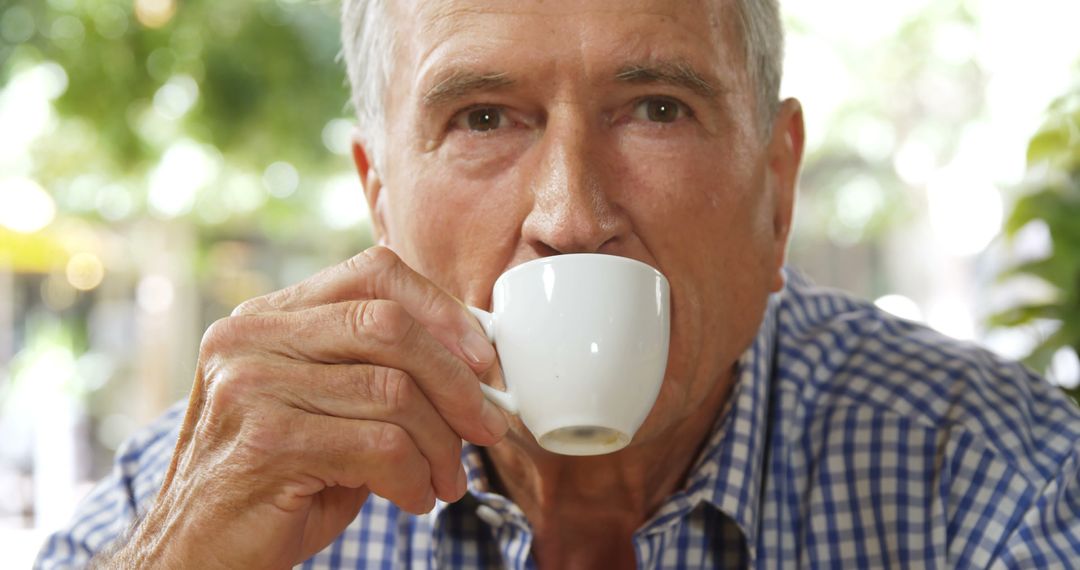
left=95, top=0, right=804, bottom=568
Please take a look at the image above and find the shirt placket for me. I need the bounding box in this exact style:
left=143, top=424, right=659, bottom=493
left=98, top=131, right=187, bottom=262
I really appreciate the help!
left=462, top=493, right=535, bottom=570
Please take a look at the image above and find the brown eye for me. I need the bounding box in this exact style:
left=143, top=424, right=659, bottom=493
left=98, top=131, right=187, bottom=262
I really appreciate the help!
left=635, top=97, right=685, bottom=123
left=466, top=107, right=501, bottom=131
left=646, top=99, right=678, bottom=122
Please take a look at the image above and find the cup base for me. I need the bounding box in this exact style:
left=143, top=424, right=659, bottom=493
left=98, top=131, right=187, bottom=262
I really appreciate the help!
left=538, top=426, right=630, bottom=456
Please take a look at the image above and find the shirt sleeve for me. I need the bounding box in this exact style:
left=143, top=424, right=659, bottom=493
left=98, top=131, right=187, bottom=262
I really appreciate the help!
left=950, top=356, right=1080, bottom=570
left=989, top=447, right=1080, bottom=568
left=33, top=403, right=186, bottom=570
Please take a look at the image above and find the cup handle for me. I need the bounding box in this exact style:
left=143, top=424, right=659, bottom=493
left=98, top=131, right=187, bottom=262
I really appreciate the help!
left=467, top=307, right=519, bottom=414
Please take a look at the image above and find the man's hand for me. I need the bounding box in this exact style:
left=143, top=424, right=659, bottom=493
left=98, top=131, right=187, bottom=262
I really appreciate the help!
left=102, top=246, right=508, bottom=569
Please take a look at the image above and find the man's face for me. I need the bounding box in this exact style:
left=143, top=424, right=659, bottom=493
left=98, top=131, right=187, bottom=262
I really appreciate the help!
left=358, top=0, right=802, bottom=446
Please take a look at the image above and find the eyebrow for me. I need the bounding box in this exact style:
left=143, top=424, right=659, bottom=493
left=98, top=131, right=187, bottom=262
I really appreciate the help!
left=614, top=61, right=722, bottom=100
left=422, top=70, right=514, bottom=107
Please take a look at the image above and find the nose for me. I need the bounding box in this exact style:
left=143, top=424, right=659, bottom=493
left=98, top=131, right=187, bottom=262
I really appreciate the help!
left=520, top=116, right=629, bottom=255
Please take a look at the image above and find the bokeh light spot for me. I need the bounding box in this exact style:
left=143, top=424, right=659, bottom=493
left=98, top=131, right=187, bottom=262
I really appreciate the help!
left=93, top=5, right=130, bottom=39
left=0, top=63, right=64, bottom=159
left=153, top=74, right=199, bottom=120
left=49, top=15, right=85, bottom=46
left=137, top=275, right=174, bottom=314
left=320, top=175, right=369, bottom=230
left=134, top=0, right=177, bottom=29
left=831, top=176, right=884, bottom=244
left=926, top=167, right=1003, bottom=256
left=0, top=177, right=56, bottom=233
left=1, top=6, right=35, bottom=44
left=1049, top=348, right=1080, bottom=389
left=874, top=294, right=924, bottom=322
left=39, top=62, right=70, bottom=101
left=145, top=48, right=176, bottom=82
left=147, top=140, right=219, bottom=218
left=926, top=298, right=976, bottom=341
left=223, top=173, right=265, bottom=215
left=322, top=119, right=354, bottom=156
left=95, top=184, right=136, bottom=221
left=893, top=138, right=937, bottom=186
left=263, top=161, right=299, bottom=198
left=66, top=253, right=105, bottom=292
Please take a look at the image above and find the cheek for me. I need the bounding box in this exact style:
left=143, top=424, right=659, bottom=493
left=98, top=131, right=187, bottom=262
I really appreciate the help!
left=612, top=128, right=768, bottom=260
left=611, top=133, right=773, bottom=420
left=383, top=158, right=526, bottom=300
left=438, top=129, right=535, bottom=178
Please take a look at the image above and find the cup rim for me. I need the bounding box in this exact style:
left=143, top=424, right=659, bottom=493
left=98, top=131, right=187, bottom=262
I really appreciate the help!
left=494, top=253, right=667, bottom=289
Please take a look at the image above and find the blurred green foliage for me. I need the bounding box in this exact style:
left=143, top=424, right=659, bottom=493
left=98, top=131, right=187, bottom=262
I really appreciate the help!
left=2, top=0, right=370, bottom=253
left=9, top=0, right=347, bottom=167
left=993, top=80, right=1080, bottom=403
left=5, top=0, right=1077, bottom=397
left=784, top=1, right=988, bottom=285
left=0, top=0, right=377, bottom=421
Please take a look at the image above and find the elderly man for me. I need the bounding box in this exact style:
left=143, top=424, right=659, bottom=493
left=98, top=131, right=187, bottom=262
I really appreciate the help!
left=36, top=0, right=1080, bottom=568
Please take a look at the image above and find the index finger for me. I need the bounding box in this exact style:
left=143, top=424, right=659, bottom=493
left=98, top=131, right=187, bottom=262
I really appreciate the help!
left=233, top=246, right=496, bottom=372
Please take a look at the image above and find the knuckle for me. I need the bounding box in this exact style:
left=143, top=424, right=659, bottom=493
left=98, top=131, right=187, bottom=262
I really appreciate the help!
left=204, top=360, right=264, bottom=415
left=416, top=284, right=452, bottom=324
left=354, top=245, right=400, bottom=275
left=230, top=299, right=258, bottom=317
left=200, top=317, right=237, bottom=354
left=233, top=285, right=301, bottom=316
left=203, top=364, right=292, bottom=460
left=351, top=300, right=416, bottom=345
left=356, top=246, right=406, bottom=298
left=201, top=314, right=265, bottom=354
left=265, top=285, right=301, bottom=313
left=372, top=423, right=413, bottom=463
left=375, top=367, right=415, bottom=411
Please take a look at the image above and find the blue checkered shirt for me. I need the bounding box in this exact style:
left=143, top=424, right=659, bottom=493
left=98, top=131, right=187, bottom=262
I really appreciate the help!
left=36, top=273, right=1080, bottom=568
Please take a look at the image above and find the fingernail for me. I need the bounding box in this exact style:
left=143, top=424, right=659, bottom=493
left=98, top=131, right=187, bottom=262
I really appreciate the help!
left=460, top=329, right=495, bottom=366
left=456, top=465, right=469, bottom=497
left=481, top=399, right=509, bottom=438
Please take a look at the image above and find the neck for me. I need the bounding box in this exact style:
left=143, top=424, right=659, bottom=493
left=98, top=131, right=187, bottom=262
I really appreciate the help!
left=482, top=369, right=736, bottom=570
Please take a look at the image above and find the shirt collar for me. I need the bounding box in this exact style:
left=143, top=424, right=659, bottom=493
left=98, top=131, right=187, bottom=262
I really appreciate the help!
left=435, top=287, right=783, bottom=560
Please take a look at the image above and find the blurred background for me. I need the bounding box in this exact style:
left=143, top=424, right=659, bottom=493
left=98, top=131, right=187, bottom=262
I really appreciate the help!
left=2, top=0, right=1079, bottom=565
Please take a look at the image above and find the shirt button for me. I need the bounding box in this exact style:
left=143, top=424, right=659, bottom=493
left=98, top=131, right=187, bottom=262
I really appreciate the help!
left=476, top=505, right=504, bottom=527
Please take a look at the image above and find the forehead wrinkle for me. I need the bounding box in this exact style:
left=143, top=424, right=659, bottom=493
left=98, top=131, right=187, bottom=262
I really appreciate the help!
left=416, top=1, right=697, bottom=40
left=419, top=4, right=522, bottom=41
left=400, top=0, right=749, bottom=115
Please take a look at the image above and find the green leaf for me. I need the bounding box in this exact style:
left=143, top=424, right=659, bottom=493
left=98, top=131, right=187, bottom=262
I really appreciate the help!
left=1027, top=123, right=1072, bottom=166
left=1025, top=327, right=1073, bottom=373
left=1005, top=189, right=1064, bottom=235
left=1006, top=191, right=1080, bottom=248
left=1003, top=256, right=1079, bottom=288
left=988, top=303, right=1063, bottom=328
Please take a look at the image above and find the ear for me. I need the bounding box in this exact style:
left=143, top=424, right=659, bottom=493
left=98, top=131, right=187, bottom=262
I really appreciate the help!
left=765, top=98, right=805, bottom=292
left=352, top=133, right=390, bottom=246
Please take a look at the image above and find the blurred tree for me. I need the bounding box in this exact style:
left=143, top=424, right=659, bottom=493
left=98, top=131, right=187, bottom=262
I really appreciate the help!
left=2, top=0, right=369, bottom=250
left=783, top=1, right=990, bottom=298
left=993, top=75, right=1080, bottom=404
left=0, top=0, right=374, bottom=469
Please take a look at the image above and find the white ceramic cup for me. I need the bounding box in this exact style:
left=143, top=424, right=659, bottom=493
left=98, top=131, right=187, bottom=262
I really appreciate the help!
left=468, top=254, right=670, bottom=456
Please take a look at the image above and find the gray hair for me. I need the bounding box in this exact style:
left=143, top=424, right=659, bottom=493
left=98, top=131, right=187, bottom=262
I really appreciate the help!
left=735, top=0, right=784, bottom=129
left=340, top=0, right=784, bottom=170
